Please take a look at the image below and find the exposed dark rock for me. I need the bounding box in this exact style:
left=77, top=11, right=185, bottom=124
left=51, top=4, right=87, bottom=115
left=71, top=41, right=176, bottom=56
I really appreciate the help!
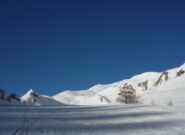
left=154, top=72, right=169, bottom=86
left=176, top=69, right=185, bottom=77
left=138, top=80, right=148, bottom=91
left=30, top=92, right=40, bottom=102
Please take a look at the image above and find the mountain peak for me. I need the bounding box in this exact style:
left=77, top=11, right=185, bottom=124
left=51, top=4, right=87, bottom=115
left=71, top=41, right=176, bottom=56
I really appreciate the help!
left=21, top=89, right=36, bottom=101
left=21, top=89, right=64, bottom=106
left=27, top=89, right=34, bottom=94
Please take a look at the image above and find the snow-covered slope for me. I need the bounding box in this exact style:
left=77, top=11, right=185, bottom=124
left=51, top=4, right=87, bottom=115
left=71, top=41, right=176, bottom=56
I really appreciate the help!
left=53, top=63, right=185, bottom=105
left=21, top=63, right=185, bottom=106
left=1, top=105, right=185, bottom=135
left=0, top=99, right=23, bottom=107
left=21, top=89, right=63, bottom=106
left=141, top=73, right=185, bottom=106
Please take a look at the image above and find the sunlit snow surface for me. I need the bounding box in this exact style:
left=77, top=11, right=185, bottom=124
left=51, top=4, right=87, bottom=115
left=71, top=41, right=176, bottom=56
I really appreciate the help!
left=1, top=63, right=185, bottom=134
left=0, top=104, right=185, bottom=135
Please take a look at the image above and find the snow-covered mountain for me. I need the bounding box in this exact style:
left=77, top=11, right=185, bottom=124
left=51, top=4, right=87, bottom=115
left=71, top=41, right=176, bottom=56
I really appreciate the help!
left=21, top=63, right=185, bottom=106
left=53, top=63, right=185, bottom=105
left=21, top=89, right=63, bottom=106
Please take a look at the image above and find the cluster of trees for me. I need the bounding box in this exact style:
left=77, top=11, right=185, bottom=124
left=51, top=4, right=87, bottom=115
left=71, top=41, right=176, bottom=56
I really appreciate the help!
left=0, top=88, right=20, bottom=102
left=117, top=83, right=137, bottom=104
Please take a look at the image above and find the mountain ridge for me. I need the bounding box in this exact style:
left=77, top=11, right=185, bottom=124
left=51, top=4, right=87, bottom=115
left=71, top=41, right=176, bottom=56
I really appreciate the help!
left=21, top=63, right=185, bottom=106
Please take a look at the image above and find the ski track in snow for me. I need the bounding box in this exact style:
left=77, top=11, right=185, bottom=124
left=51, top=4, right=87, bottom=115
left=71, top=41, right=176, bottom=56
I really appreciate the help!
left=0, top=104, right=185, bottom=135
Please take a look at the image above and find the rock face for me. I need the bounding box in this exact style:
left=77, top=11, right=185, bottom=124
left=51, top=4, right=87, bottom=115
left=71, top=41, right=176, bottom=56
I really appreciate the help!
left=138, top=80, right=148, bottom=91
left=154, top=72, right=169, bottom=86
left=99, top=96, right=110, bottom=103
left=30, top=91, right=40, bottom=102
left=176, top=69, right=185, bottom=77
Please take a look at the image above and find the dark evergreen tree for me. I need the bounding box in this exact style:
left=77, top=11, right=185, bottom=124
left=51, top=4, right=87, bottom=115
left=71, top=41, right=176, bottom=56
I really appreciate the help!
left=0, top=88, right=5, bottom=100
left=7, top=93, right=17, bottom=102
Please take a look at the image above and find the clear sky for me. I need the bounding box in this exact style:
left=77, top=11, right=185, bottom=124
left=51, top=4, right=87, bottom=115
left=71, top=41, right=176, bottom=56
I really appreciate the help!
left=0, top=0, right=185, bottom=96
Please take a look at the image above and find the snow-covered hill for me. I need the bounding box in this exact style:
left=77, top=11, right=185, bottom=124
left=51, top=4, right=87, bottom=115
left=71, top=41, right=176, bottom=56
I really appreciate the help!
left=21, top=63, right=185, bottom=106
left=21, top=89, right=63, bottom=106
left=141, top=73, right=185, bottom=106
left=53, top=63, right=185, bottom=105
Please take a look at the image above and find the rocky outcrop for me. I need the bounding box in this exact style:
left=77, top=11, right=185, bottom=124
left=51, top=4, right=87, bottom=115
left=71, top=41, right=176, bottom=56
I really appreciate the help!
left=30, top=91, right=40, bottom=102
left=99, top=96, right=111, bottom=104
left=138, top=80, right=148, bottom=91
left=176, top=69, right=185, bottom=77
left=154, top=72, right=169, bottom=86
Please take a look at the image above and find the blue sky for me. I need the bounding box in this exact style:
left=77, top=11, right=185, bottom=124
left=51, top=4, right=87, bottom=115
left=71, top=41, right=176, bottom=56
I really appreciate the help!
left=0, top=0, right=185, bottom=96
